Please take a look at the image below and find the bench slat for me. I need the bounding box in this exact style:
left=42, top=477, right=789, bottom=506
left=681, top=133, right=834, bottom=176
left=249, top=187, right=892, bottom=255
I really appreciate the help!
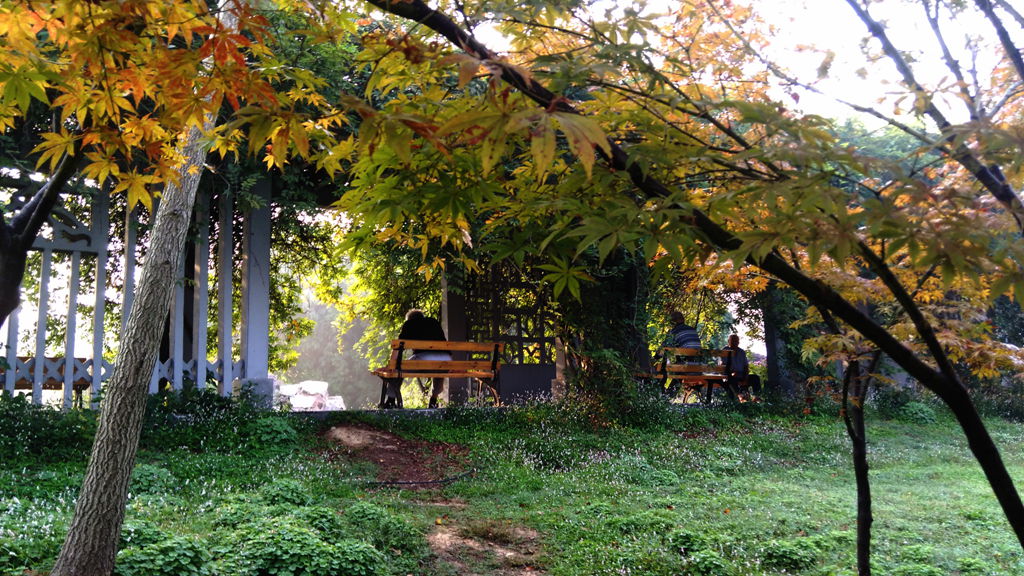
left=390, top=340, right=505, bottom=353
left=394, top=360, right=498, bottom=371
left=373, top=370, right=497, bottom=380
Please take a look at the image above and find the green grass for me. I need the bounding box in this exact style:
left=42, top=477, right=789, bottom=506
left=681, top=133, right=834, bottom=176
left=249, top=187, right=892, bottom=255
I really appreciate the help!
left=1, top=393, right=1023, bottom=575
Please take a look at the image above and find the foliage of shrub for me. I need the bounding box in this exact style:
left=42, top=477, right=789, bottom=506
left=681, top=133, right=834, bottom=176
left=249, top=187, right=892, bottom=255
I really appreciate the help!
left=142, top=385, right=299, bottom=454
left=245, top=416, right=299, bottom=448
left=211, top=500, right=268, bottom=529
left=956, top=556, right=993, bottom=575
left=258, top=478, right=312, bottom=506
left=221, top=518, right=384, bottom=576
left=761, top=538, right=820, bottom=571
left=684, top=549, right=733, bottom=576
left=665, top=529, right=711, bottom=556
left=872, top=385, right=918, bottom=420
left=130, top=464, right=177, bottom=495
left=115, top=536, right=211, bottom=576
left=897, top=401, right=938, bottom=425
left=0, top=538, right=29, bottom=575
left=332, top=540, right=387, bottom=576
left=970, top=382, right=1024, bottom=421
left=900, top=544, right=935, bottom=563
left=342, top=501, right=422, bottom=556
left=0, top=394, right=96, bottom=462
left=890, top=564, right=946, bottom=576
left=0, top=498, right=68, bottom=571
left=119, top=519, right=168, bottom=549
left=290, top=507, right=347, bottom=540
left=565, top=348, right=680, bottom=430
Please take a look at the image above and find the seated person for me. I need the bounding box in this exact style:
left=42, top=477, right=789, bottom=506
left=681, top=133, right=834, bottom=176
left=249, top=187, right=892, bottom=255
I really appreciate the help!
left=382, top=308, right=451, bottom=409
left=658, top=311, right=702, bottom=398
left=722, top=333, right=753, bottom=400
left=667, top=310, right=701, bottom=348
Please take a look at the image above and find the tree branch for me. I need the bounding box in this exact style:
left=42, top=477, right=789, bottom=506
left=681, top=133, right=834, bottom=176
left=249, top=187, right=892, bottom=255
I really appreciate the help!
left=9, top=149, right=82, bottom=251
left=924, top=0, right=979, bottom=120
left=976, top=0, right=1024, bottom=85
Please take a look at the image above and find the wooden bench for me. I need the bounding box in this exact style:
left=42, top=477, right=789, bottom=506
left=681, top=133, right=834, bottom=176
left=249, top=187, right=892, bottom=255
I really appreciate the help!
left=371, top=340, right=504, bottom=409
left=638, top=347, right=735, bottom=404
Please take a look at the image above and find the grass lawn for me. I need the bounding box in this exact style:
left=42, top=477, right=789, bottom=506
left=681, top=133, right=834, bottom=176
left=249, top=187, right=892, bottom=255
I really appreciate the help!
left=1, top=391, right=1023, bottom=575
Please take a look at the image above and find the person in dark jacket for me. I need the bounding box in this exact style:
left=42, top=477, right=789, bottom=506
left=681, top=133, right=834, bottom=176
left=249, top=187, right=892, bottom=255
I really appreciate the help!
left=382, top=309, right=451, bottom=409
left=722, top=333, right=751, bottom=400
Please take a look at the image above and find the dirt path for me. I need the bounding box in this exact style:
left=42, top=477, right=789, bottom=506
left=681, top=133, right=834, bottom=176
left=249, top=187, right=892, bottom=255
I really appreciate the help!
left=321, top=422, right=544, bottom=574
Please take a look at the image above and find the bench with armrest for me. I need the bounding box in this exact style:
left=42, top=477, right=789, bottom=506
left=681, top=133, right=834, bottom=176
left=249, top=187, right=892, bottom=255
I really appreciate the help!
left=638, top=347, right=734, bottom=403
left=371, top=340, right=504, bottom=408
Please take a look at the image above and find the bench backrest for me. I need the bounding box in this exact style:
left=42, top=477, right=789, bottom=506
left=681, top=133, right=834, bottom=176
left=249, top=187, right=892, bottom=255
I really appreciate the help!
left=384, top=340, right=505, bottom=374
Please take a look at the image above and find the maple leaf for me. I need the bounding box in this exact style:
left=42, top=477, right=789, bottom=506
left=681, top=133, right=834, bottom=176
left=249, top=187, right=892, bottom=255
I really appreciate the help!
left=112, top=169, right=161, bottom=212
left=31, top=129, right=78, bottom=172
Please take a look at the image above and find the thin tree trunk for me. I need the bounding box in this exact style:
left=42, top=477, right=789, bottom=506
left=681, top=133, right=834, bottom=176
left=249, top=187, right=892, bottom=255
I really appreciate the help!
left=49, top=126, right=207, bottom=576
left=843, top=360, right=872, bottom=576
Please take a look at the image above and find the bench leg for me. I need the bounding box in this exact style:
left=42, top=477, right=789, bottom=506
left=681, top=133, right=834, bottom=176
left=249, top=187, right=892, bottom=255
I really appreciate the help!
left=380, top=378, right=403, bottom=409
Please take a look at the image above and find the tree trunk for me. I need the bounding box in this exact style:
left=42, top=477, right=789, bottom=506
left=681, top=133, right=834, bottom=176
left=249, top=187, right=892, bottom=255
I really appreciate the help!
left=0, top=245, right=27, bottom=331
left=49, top=126, right=207, bottom=576
left=843, top=361, right=872, bottom=576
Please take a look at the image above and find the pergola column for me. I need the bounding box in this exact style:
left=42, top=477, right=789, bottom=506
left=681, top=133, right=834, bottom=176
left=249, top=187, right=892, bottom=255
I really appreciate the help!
left=237, top=178, right=272, bottom=405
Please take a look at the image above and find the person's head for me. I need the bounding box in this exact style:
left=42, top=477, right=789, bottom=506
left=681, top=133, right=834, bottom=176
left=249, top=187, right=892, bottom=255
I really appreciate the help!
left=669, top=310, right=686, bottom=325
left=405, top=309, right=425, bottom=321
left=728, top=334, right=740, bottom=348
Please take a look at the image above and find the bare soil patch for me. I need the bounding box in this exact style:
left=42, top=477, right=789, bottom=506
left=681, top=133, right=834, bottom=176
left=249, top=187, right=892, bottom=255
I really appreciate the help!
left=321, top=422, right=545, bottom=573
left=321, top=422, right=470, bottom=486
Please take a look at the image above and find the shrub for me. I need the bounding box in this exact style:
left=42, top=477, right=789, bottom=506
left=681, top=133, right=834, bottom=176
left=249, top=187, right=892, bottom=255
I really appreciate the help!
left=115, top=536, right=211, bottom=576
left=342, top=501, right=422, bottom=556
left=890, top=564, right=946, bottom=576
left=873, top=385, right=917, bottom=420
left=761, top=538, right=820, bottom=571
left=130, top=464, right=177, bottom=495
left=684, top=549, right=732, bottom=576
left=897, top=401, right=938, bottom=425
left=333, top=540, right=387, bottom=576
left=0, top=394, right=96, bottom=462
left=290, top=507, right=347, bottom=540
left=258, top=478, right=312, bottom=506
left=222, top=518, right=384, bottom=576
left=119, top=519, right=168, bottom=549
left=211, top=501, right=268, bottom=529
left=666, top=529, right=711, bottom=556
left=0, top=537, right=30, bottom=575
left=956, top=557, right=993, bottom=575
left=242, top=416, right=299, bottom=450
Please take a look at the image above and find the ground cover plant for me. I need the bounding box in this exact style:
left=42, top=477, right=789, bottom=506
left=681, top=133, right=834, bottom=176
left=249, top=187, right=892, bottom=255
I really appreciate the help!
left=1, top=390, right=1022, bottom=575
